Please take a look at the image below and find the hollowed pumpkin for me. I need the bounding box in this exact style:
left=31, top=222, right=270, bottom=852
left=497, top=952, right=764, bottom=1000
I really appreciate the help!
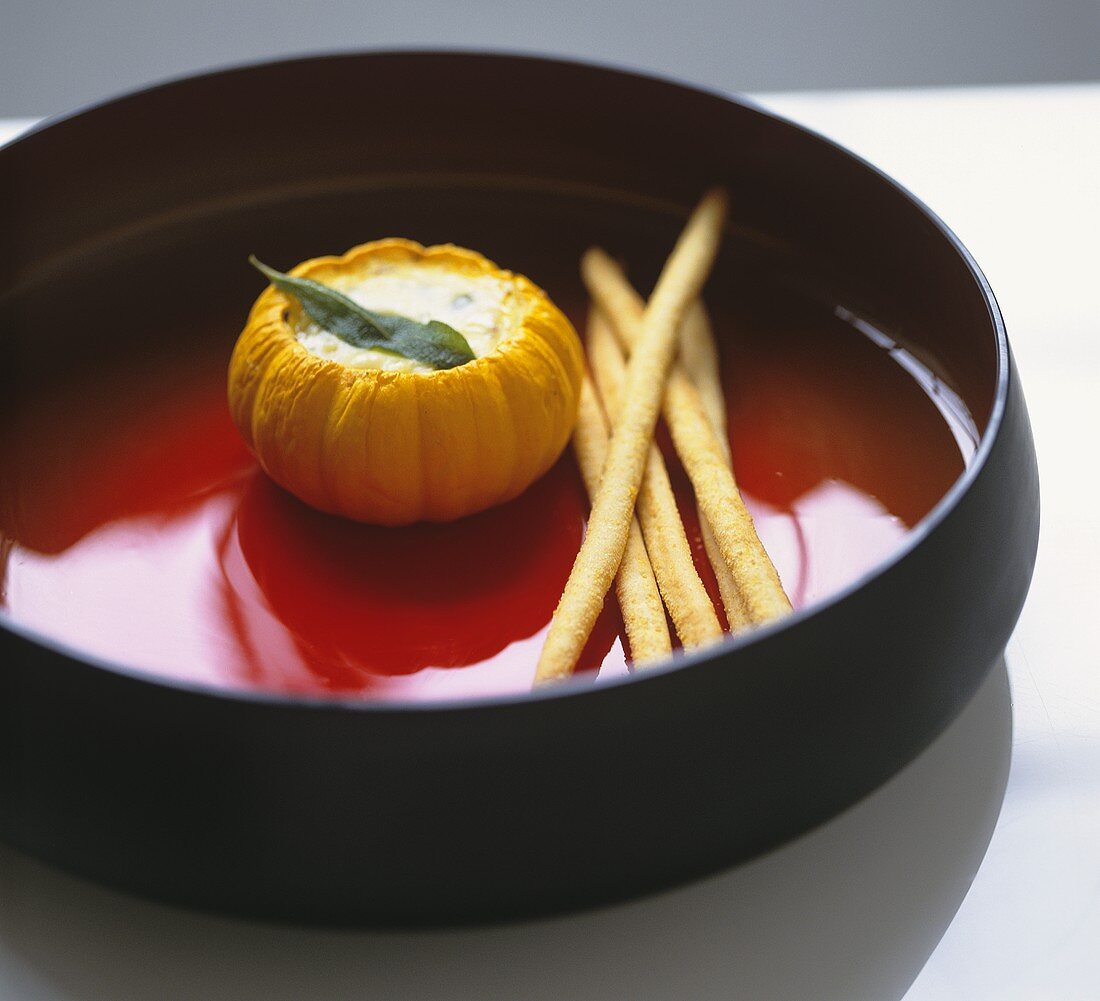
left=228, top=239, right=584, bottom=525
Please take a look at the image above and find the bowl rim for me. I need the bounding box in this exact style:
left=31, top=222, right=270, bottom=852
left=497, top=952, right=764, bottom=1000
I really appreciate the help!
left=0, top=48, right=1010, bottom=715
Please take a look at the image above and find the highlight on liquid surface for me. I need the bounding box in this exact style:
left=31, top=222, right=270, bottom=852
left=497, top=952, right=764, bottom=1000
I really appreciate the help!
left=0, top=286, right=977, bottom=702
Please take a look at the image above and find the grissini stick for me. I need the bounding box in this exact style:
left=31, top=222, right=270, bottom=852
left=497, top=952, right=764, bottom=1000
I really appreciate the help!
left=536, top=189, right=728, bottom=685
left=571, top=374, right=672, bottom=664
left=582, top=248, right=791, bottom=627
left=588, top=306, right=722, bottom=649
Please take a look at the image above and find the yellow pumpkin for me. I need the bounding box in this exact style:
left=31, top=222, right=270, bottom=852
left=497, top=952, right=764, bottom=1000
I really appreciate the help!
left=228, top=239, right=584, bottom=525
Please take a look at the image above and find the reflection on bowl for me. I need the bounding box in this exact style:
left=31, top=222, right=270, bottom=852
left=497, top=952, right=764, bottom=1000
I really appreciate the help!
left=225, top=463, right=621, bottom=692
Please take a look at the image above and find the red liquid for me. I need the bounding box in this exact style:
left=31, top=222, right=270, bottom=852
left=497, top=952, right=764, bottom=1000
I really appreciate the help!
left=0, top=299, right=972, bottom=701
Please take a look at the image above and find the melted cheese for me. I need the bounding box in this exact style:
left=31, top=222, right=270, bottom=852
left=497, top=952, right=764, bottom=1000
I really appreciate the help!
left=296, top=262, right=515, bottom=373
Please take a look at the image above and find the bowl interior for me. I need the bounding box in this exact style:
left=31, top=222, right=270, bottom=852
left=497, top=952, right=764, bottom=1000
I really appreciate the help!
left=0, top=54, right=998, bottom=703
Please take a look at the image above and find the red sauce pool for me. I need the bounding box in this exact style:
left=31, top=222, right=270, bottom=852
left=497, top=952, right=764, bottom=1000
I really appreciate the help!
left=0, top=295, right=975, bottom=701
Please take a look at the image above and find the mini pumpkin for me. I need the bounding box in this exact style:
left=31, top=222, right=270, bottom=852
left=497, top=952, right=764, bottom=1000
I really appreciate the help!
left=228, top=239, right=584, bottom=525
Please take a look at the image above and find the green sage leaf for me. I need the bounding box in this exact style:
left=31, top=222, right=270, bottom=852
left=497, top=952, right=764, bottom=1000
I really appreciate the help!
left=250, top=256, right=476, bottom=371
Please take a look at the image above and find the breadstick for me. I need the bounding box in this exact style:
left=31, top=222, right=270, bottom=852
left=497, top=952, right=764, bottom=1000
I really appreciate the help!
left=679, top=303, right=729, bottom=462
left=587, top=307, right=722, bottom=649
left=676, top=304, right=750, bottom=630
left=535, top=189, right=729, bottom=684
left=572, top=376, right=672, bottom=664
left=581, top=248, right=791, bottom=625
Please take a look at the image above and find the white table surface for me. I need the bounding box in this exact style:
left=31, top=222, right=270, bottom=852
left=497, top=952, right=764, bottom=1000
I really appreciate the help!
left=1, top=82, right=1097, bottom=1000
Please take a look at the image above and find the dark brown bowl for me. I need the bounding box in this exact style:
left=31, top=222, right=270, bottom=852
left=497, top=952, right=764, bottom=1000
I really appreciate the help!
left=0, top=52, right=1038, bottom=924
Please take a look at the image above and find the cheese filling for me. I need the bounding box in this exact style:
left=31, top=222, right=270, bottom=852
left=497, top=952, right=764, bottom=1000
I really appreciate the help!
left=296, top=262, right=515, bottom=373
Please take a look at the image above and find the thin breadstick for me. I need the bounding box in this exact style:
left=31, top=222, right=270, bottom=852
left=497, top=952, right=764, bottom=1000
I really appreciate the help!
left=678, top=304, right=750, bottom=630
left=587, top=307, right=722, bottom=649
left=581, top=248, right=791, bottom=625
left=572, top=377, right=672, bottom=664
left=535, top=189, right=729, bottom=684
left=679, top=303, right=730, bottom=462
